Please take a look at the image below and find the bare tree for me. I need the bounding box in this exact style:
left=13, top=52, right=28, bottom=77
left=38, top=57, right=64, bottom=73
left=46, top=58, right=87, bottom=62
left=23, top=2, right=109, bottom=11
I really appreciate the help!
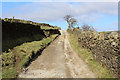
left=64, top=15, right=77, bottom=29
left=81, top=24, right=95, bottom=31
left=64, top=15, right=71, bottom=28
left=69, top=18, right=77, bottom=28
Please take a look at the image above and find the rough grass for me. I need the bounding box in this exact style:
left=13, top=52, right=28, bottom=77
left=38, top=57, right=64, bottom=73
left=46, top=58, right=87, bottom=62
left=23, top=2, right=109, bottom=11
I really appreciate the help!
left=2, top=67, right=16, bottom=78
left=41, top=26, right=56, bottom=30
left=3, top=34, right=45, bottom=52
left=68, top=33, right=114, bottom=78
left=40, top=26, right=61, bottom=30
left=2, top=34, right=58, bottom=78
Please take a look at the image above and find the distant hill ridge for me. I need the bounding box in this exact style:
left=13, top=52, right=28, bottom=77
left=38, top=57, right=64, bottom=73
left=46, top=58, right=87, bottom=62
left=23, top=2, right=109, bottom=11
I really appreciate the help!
left=2, top=18, right=61, bottom=30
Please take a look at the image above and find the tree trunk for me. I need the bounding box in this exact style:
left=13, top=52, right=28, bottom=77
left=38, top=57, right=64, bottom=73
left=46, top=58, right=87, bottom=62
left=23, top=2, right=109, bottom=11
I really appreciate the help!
left=67, top=21, right=71, bottom=28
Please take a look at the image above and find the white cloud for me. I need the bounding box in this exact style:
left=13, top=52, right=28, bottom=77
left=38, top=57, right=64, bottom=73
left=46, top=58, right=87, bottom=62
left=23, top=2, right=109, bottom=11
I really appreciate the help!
left=2, top=2, right=118, bottom=24
left=107, top=27, right=118, bottom=31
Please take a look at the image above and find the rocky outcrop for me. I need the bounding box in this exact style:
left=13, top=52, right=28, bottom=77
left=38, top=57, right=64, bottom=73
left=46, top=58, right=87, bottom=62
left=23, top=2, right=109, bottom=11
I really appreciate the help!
left=68, top=28, right=120, bottom=78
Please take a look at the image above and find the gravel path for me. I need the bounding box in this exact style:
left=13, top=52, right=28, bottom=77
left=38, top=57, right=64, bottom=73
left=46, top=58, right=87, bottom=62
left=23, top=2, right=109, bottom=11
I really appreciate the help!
left=19, top=30, right=97, bottom=78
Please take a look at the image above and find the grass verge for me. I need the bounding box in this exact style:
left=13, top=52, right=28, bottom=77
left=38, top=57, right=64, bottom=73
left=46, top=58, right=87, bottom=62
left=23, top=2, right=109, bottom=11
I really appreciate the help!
left=2, top=34, right=59, bottom=78
left=3, top=34, right=45, bottom=52
left=68, top=33, right=114, bottom=78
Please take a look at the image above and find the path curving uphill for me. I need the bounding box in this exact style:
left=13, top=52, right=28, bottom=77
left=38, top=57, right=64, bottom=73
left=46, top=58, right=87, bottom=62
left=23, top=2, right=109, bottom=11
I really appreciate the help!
left=19, top=30, right=97, bottom=78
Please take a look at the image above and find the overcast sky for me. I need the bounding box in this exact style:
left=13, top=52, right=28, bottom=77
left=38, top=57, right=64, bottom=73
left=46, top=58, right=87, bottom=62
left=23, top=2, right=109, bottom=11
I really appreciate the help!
left=1, top=1, right=118, bottom=31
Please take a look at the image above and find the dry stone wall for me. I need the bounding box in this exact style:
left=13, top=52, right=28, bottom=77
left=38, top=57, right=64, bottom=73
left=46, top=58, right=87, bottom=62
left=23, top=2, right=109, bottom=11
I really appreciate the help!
left=68, top=28, right=120, bottom=78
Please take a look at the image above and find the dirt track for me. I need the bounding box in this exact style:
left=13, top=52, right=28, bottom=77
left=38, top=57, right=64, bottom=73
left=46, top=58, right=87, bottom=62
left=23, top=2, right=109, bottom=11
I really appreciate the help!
left=19, top=30, right=97, bottom=78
